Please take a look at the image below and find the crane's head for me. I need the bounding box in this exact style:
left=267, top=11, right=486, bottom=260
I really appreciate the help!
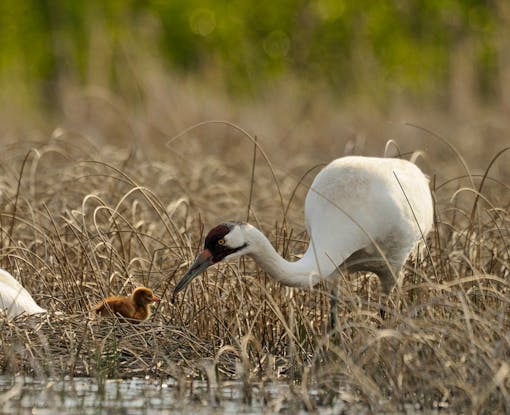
left=172, top=222, right=250, bottom=299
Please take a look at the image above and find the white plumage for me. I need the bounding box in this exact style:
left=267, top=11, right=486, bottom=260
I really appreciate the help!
left=0, top=268, right=47, bottom=319
left=173, top=156, right=434, bottom=307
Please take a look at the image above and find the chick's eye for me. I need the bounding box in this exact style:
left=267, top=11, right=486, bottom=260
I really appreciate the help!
left=217, top=238, right=225, bottom=246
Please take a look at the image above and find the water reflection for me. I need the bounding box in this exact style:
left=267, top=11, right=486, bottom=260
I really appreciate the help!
left=0, top=375, right=350, bottom=415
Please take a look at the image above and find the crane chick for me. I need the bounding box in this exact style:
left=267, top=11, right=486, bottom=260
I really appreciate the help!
left=94, top=287, right=160, bottom=323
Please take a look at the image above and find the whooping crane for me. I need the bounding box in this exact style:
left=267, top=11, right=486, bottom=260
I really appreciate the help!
left=0, top=268, right=47, bottom=319
left=94, top=287, right=160, bottom=323
left=173, top=156, right=434, bottom=320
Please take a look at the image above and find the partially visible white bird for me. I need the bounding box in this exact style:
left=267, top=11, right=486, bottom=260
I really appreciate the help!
left=0, top=268, right=47, bottom=319
left=173, top=156, right=434, bottom=317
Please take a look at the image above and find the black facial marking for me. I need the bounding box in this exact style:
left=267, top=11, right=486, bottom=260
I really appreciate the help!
left=204, top=223, right=248, bottom=263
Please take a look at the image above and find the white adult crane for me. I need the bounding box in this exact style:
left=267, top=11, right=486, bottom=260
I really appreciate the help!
left=0, top=268, right=47, bottom=319
left=173, top=156, right=433, bottom=319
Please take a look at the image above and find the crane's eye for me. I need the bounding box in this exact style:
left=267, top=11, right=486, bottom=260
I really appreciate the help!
left=217, top=238, right=225, bottom=246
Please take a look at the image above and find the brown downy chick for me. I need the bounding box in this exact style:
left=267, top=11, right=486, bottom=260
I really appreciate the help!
left=94, top=287, right=160, bottom=323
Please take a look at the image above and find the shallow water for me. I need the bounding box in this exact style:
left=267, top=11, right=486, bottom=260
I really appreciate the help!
left=0, top=375, right=352, bottom=415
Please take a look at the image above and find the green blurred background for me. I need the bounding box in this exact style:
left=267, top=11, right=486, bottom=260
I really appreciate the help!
left=1, top=0, right=508, bottom=119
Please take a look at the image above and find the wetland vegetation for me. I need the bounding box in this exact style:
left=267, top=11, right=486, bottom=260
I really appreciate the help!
left=1, top=2, right=510, bottom=413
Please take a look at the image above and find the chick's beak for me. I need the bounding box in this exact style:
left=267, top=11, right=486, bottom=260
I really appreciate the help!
left=172, top=249, right=214, bottom=300
left=152, top=295, right=161, bottom=302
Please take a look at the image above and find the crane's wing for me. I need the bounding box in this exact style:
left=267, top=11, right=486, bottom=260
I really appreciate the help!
left=302, top=156, right=433, bottom=279
left=0, top=269, right=46, bottom=319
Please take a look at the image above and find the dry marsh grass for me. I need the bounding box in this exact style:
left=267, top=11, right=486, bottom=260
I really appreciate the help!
left=0, top=112, right=509, bottom=413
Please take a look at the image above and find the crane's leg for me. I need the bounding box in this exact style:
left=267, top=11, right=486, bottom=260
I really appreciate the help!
left=329, top=282, right=339, bottom=331
left=378, top=273, right=392, bottom=319
left=377, top=265, right=402, bottom=319
left=379, top=297, right=388, bottom=319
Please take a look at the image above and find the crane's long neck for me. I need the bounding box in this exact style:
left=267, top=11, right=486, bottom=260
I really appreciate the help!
left=243, top=226, right=323, bottom=288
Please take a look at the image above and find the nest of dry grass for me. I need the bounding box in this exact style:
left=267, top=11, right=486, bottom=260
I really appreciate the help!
left=0, top=127, right=509, bottom=413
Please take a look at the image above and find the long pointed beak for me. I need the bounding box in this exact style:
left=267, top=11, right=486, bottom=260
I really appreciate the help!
left=172, top=249, right=214, bottom=300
